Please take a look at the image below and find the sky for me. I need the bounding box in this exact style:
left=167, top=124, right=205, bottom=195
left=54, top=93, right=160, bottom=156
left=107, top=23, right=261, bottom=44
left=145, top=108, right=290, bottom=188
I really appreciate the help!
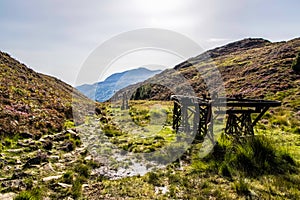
left=0, top=0, right=299, bottom=86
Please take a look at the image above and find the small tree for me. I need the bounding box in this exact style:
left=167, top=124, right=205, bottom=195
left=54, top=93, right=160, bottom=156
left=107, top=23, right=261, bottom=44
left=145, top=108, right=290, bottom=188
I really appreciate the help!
left=292, top=52, right=300, bottom=72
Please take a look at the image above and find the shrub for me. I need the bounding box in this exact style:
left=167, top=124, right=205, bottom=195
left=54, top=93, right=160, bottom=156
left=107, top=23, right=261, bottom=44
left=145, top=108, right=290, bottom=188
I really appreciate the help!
left=14, top=188, right=42, bottom=200
left=4, top=138, right=13, bottom=147
left=63, top=120, right=75, bottom=130
left=206, top=135, right=297, bottom=177
left=71, top=178, right=82, bottom=199
left=233, top=178, right=250, bottom=196
left=146, top=172, right=160, bottom=186
left=74, top=163, right=90, bottom=179
left=292, top=52, right=300, bottom=72
left=63, top=171, right=74, bottom=184
left=102, top=124, right=122, bottom=137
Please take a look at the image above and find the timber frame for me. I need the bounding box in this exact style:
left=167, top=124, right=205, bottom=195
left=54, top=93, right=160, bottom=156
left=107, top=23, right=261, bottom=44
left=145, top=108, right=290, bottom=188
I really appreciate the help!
left=171, top=95, right=281, bottom=138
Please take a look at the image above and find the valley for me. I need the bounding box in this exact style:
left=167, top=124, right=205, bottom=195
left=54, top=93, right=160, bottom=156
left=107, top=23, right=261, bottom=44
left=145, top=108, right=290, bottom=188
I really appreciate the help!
left=0, top=37, right=300, bottom=199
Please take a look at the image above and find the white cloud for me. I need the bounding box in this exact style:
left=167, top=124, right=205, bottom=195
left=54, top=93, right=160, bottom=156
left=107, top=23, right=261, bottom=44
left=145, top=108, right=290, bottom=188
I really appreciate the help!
left=0, top=0, right=299, bottom=85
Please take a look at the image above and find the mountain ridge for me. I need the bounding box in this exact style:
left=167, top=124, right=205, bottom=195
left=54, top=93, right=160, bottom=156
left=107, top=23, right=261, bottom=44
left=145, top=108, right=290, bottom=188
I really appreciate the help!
left=76, top=67, right=161, bottom=102
left=111, top=37, right=300, bottom=102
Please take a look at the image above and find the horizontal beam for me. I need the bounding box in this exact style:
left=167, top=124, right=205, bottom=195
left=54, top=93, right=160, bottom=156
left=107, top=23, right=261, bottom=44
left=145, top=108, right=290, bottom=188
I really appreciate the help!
left=215, top=109, right=258, bottom=114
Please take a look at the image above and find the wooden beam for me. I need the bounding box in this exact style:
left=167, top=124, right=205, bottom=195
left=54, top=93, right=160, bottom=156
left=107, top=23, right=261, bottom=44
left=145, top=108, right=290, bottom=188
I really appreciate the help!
left=252, top=106, right=270, bottom=126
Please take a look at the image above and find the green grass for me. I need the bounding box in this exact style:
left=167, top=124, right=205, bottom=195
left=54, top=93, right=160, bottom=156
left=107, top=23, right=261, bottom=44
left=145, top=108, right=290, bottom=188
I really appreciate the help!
left=8, top=94, right=299, bottom=199
left=14, top=187, right=42, bottom=200
left=101, top=97, right=300, bottom=198
left=99, top=100, right=176, bottom=153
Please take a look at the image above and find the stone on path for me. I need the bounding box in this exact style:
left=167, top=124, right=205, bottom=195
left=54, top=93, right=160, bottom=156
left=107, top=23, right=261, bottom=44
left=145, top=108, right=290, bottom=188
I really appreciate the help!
left=0, top=192, right=17, bottom=200
left=42, top=175, right=62, bottom=182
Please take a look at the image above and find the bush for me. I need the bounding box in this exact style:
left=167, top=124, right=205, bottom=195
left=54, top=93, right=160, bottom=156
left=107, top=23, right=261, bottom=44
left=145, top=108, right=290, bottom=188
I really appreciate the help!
left=292, top=52, right=300, bottom=72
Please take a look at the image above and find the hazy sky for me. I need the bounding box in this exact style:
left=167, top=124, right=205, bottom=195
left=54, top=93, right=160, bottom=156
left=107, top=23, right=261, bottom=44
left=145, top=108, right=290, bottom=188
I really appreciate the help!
left=1, top=0, right=299, bottom=86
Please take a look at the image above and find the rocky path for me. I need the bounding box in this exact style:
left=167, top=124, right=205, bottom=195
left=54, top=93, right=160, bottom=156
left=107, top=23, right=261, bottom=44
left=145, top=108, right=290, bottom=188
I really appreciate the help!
left=78, top=116, right=166, bottom=180
left=0, top=129, right=89, bottom=199
left=0, top=115, right=168, bottom=199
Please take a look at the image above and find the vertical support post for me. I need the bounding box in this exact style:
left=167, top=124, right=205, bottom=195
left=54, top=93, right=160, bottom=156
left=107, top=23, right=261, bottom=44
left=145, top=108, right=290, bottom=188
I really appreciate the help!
left=121, top=93, right=129, bottom=110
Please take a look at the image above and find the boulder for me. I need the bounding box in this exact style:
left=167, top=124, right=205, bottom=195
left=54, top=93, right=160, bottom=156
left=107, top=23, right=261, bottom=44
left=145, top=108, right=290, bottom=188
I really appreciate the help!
left=0, top=192, right=17, bottom=200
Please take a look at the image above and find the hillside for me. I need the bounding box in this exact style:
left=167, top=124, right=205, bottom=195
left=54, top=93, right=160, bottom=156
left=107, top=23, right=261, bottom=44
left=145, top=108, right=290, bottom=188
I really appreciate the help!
left=0, top=51, right=90, bottom=137
left=76, top=68, right=161, bottom=102
left=112, top=38, right=300, bottom=103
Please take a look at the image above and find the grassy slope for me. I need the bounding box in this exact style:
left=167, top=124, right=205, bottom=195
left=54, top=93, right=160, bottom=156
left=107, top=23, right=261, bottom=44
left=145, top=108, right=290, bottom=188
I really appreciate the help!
left=84, top=99, right=300, bottom=199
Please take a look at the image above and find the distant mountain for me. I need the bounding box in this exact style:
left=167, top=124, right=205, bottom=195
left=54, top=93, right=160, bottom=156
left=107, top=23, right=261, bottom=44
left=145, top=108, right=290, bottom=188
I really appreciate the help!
left=0, top=51, right=90, bottom=136
left=76, top=67, right=162, bottom=102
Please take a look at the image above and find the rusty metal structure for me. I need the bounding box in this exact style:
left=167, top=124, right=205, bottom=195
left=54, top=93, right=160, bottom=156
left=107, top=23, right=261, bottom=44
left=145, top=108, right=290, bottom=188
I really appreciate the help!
left=171, top=95, right=281, bottom=138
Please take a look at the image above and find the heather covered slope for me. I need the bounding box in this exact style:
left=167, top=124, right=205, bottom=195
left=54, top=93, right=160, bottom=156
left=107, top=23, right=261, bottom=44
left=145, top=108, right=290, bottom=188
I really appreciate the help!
left=0, top=51, right=90, bottom=136
left=113, top=38, right=300, bottom=101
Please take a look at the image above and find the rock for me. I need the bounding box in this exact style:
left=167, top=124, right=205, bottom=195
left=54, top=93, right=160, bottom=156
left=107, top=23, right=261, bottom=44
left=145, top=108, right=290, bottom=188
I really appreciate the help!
left=6, top=149, right=23, bottom=153
left=42, top=175, right=62, bottom=182
left=65, top=129, right=80, bottom=140
left=1, top=179, right=26, bottom=191
left=53, top=133, right=67, bottom=142
left=100, top=117, right=108, bottom=123
left=84, top=155, right=92, bottom=161
left=61, top=152, right=74, bottom=162
left=42, top=139, right=53, bottom=150
left=43, top=135, right=54, bottom=141
left=17, top=141, right=28, bottom=147
left=23, top=152, right=48, bottom=168
left=0, top=192, right=17, bottom=200
left=57, top=182, right=72, bottom=188
left=95, top=107, right=102, bottom=115
left=155, top=186, right=169, bottom=195
left=41, top=162, right=55, bottom=172
left=0, top=158, right=8, bottom=164
left=49, top=155, right=60, bottom=161
left=19, top=132, right=33, bottom=139
left=61, top=141, right=75, bottom=152
left=11, top=171, right=32, bottom=179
